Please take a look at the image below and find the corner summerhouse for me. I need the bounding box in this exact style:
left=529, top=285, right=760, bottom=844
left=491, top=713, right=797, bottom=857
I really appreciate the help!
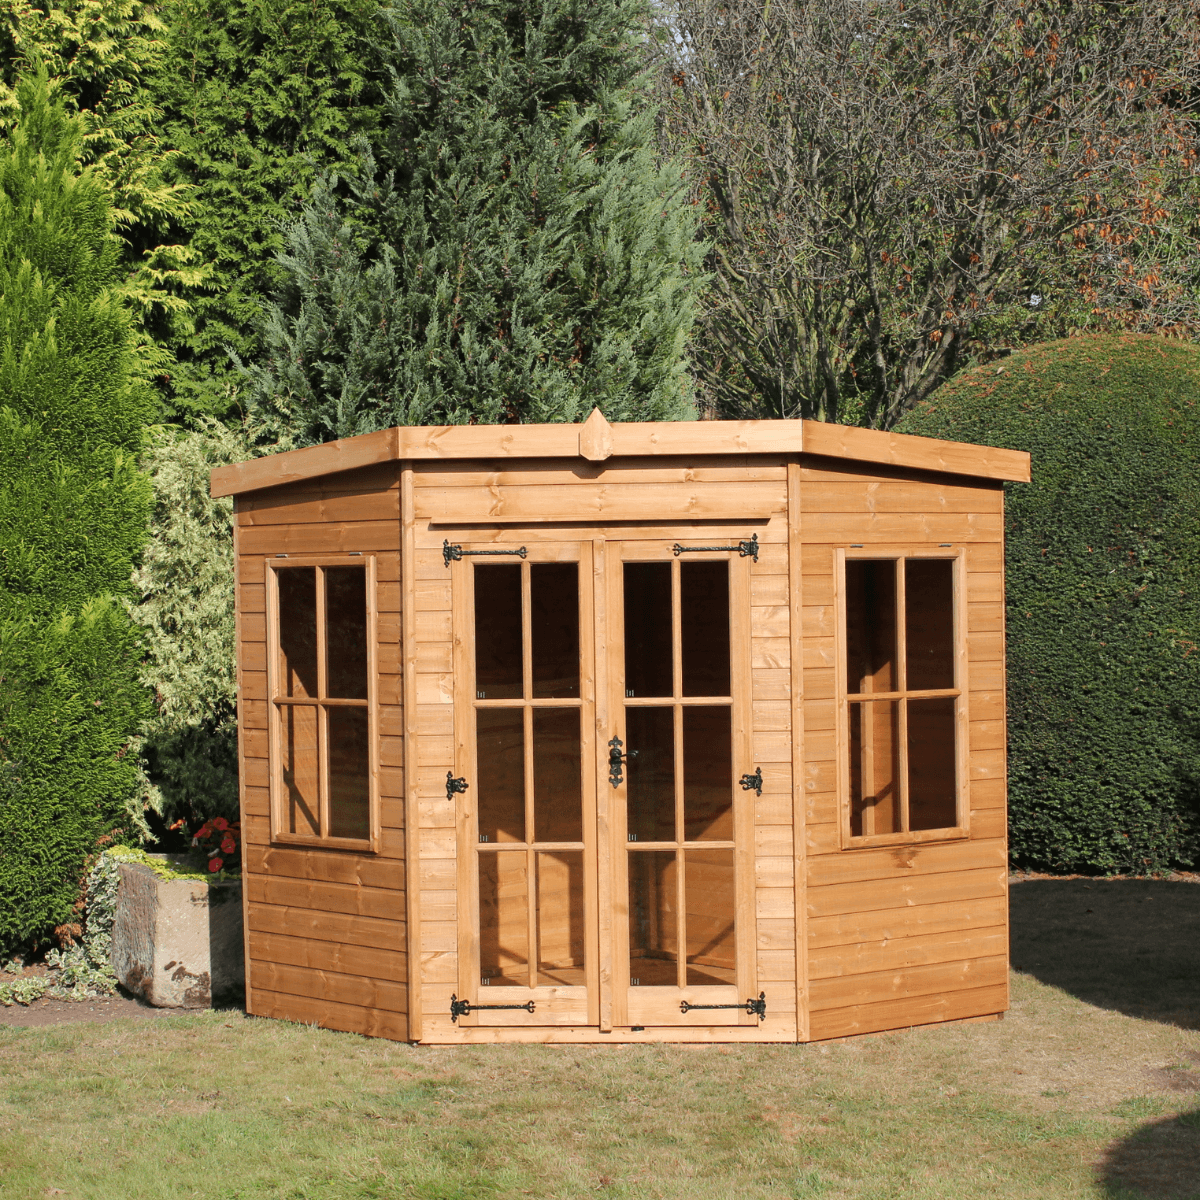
left=211, top=412, right=1029, bottom=1044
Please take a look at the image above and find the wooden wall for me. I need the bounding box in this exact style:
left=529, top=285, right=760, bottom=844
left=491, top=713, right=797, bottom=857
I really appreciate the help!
left=796, top=455, right=1009, bottom=1041
left=235, top=462, right=409, bottom=1039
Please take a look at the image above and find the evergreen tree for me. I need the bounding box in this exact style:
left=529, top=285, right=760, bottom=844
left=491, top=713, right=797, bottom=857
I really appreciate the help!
left=145, top=0, right=388, bottom=416
left=247, top=0, right=704, bottom=440
left=0, top=73, right=155, bottom=953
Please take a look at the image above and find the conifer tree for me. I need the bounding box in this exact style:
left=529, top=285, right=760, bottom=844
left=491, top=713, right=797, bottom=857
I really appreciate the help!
left=0, top=72, right=155, bottom=953
left=247, top=0, right=704, bottom=440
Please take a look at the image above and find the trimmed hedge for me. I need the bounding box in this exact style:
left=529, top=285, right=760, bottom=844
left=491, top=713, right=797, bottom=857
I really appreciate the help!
left=898, top=334, right=1200, bottom=873
left=0, top=75, right=154, bottom=953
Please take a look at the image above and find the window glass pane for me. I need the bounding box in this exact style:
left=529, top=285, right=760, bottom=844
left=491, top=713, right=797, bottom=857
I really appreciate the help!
left=280, top=704, right=319, bottom=836
left=327, top=706, right=369, bottom=839
left=682, top=706, right=733, bottom=841
left=905, top=560, right=955, bottom=690
left=277, top=568, right=318, bottom=698
left=908, top=698, right=958, bottom=830
left=845, top=560, right=896, bottom=694
left=628, top=850, right=678, bottom=986
left=531, top=563, right=579, bottom=698
left=623, top=562, right=672, bottom=697
left=681, top=561, right=730, bottom=696
left=685, top=849, right=736, bottom=986
left=479, top=852, right=528, bottom=986
left=532, top=708, right=582, bottom=844
left=848, top=700, right=900, bottom=836
left=626, top=706, right=675, bottom=842
left=536, top=851, right=585, bottom=986
left=475, top=564, right=522, bottom=699
left=476, top=708, right=525, bottom=843
left=325, top=567, right=368, bottom=699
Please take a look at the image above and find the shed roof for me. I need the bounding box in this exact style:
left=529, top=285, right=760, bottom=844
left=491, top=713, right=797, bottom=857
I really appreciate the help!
left=210, top=410, right=1031, bottom=498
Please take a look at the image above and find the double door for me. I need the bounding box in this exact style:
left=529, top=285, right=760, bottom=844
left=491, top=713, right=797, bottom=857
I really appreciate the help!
left=450, top=536, right=761, bottom=1032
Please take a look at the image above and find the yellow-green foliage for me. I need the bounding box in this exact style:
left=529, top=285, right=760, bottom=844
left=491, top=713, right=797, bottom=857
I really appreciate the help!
left=129, top=418, right=257, bottom=825
left=898, top=334, right=1200, bottom=872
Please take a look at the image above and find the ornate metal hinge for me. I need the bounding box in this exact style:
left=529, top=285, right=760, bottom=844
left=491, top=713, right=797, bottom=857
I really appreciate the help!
left=671, top=533, right=759, bottom=562
left=679, top=992, right=767, bottom=1021
left=608, top=735, right=637, bottom=788
left=739, top=767, right=763, bottom=797
left=446, top=772, right=469, bottom=801
left=449, top=994, right=536, bottom=1023
left=443, top=540, right=528, bottom=568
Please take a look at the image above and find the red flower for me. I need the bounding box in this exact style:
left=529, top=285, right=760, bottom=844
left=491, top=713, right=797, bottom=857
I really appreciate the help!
left=220, top=835, right=236, bottom=855
left=196, top=822, right=212, bottom=840
left=208, top=857, right=223, bottom=873
left=212, top=818, right=229, bottom=832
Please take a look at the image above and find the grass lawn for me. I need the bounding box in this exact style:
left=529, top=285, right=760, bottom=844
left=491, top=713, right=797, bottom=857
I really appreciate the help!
left=1, top=879, right=1197, bottom=1200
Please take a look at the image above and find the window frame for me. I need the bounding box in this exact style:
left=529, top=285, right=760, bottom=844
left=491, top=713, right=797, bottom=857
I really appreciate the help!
left=835, top=547, right=970, bottom=850
left=264, top=554, right=380, bottom=852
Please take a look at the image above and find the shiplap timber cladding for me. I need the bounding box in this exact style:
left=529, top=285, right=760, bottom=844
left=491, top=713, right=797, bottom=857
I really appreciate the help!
left=216, top=412, right=1028, bottom=1045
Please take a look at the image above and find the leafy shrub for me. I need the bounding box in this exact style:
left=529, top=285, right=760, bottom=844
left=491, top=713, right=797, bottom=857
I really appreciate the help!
left=898, top=333, right=1200, bottom=872
left=130, top=418, right=256, bottom=825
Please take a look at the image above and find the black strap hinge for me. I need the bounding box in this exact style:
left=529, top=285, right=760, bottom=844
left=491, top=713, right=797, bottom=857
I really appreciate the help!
left=671, top=533, right=759, bottom=562
left=450, top=994, right=536, bottom=1022
left=679, top=992, right=767, bottom=1021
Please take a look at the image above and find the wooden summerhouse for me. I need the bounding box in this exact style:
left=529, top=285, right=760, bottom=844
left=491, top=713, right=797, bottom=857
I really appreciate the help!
left=211, top=412, right=1029, bottom=1044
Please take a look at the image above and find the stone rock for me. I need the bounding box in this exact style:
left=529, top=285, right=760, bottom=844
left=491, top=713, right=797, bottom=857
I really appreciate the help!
left=109, top=856, right=244, bottom=1008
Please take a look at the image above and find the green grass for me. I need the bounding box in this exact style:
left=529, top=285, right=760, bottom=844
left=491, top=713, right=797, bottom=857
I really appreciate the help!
left=1, top=971, right=1198, bottom=1199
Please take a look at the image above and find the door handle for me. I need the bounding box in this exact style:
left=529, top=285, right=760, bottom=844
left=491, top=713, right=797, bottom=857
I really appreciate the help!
left=607, top=736, right=638, bottom=788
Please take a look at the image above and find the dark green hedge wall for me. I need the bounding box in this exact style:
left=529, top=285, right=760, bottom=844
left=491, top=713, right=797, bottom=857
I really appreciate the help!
left=0, top=76, right=153, bottom=953
left=897, top=334, right=1200, bottom=873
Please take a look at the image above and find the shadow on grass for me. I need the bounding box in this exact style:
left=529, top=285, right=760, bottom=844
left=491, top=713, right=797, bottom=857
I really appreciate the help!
left=1098, top=1107, right=1200, bottom=1200
left=1009, top=879, right=1200, bottom=1029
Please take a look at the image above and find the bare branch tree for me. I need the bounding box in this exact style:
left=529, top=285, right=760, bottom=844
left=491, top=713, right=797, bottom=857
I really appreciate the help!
left=654, top=0, right=1200, bottom=426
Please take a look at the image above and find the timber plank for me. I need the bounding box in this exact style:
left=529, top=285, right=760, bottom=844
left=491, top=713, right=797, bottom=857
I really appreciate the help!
left=252, top=987, right=410, bottom=1040
left=808, top=926, right=1007, bottom=979
left=801, top=512, right=1004, bottom=543
left=247, top=875, right=406, bottom=921
left=251, top=959, right=408, bottom=1013
left=799, top=480, right=1003, bottom=514
left=248, top=903, right=403, bottom=951
left=808, top=954, right=1008, bottom=1011
left=249, top=930, right=407, bottom=983
left=245, top=846, right=403, bottom=891
left=807, top=982, right=1008, bottom=1041
left=806, top=866, right=1006, bottom=918
left=806, top=838, right=1005, bottom=887
left=413, top=459, right=789, bottom=487
left=238, top=490, right=399, bottom=527
left=237, top=521, right=400, bottom=556
left=808, top=895, right=1006, bottom=950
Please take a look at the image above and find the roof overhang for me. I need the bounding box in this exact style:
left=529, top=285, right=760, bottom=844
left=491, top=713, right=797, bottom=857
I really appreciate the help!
left=210, top=411, right=1031, bottom=498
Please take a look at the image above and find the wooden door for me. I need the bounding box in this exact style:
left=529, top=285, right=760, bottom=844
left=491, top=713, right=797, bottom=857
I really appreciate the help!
left=605, top=539, right=759, bottom=1029
left=451, top=540, right=599, bottom=1027
left=450, top=535, right=760, bottom=1033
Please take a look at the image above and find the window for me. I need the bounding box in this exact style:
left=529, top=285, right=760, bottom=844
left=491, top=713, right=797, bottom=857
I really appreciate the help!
left=268, top=559, right=377, bottom=848
left=839, top=552, right=966, bottom=845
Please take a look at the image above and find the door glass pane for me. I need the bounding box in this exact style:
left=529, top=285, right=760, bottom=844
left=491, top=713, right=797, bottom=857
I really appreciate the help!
left=905, top=560, right=955, bottom=690
left=476, top=708, right=525, bottom=843
left=325, top=566, right=368, bottom=699
left=536, top=851, right=585, bottom=985
left=532, top=708, right=582, bottom=844
left=626, top=706, right=675, bottom=842
left=531, top=563, right=579, bottom=698
left=628, top=850, right=678, bottom=986
left=849, top=700, right=900, bottom=836
left=277, top=568, right=318, bottom=698
left=682, top=706, right=733, bottom=841
left=685, top=849, right=736, bottom=985
left=623, top=562, right=672, bottom=697
left=280, top=704, right=319, bottom=836
left=845, top=560, right=896, bottom=694
left=681, top=561, right=730, bottom=696
left=908, top=698, right=958, bottom=830
left=327, top=706, right=369, bottom=839
left=479, top=852, right=528, bottom=986
left=475, top=564, right=522, bottom=699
